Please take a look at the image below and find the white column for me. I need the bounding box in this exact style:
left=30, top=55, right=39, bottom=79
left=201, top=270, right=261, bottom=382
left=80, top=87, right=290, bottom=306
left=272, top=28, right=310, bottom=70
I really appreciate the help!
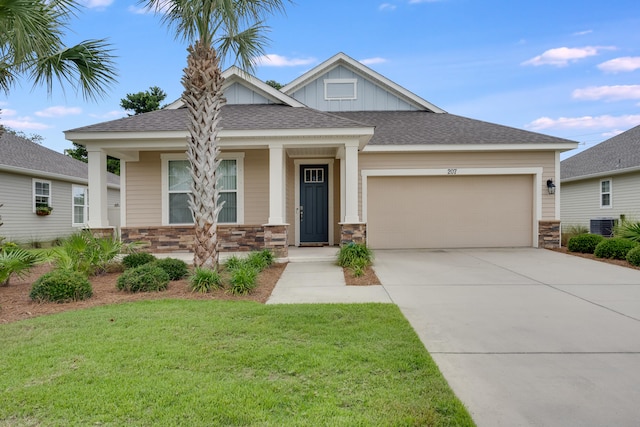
left=87, top=148, right=109, bottom=228
left=268, top=144, right=286, bottom=225
left=343, top=141, right=360, bottom=223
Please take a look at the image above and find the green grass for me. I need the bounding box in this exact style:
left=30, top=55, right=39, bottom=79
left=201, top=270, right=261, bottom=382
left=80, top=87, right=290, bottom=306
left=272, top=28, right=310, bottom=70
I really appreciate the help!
left=0, top=301, right=474, bottom=426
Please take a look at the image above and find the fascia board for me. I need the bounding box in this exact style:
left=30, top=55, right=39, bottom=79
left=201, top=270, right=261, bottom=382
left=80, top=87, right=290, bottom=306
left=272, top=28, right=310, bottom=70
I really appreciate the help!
left=561, top=165, right=640, bottom=183
left=363, top=143, right=579, bottom=152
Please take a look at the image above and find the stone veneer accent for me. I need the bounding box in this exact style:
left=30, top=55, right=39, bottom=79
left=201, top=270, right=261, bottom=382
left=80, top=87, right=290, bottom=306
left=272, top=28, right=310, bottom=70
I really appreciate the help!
left=340, top=223, right=367, bottom=246
left=86, top=227, right=116, bottom=239
left=538, top=220, right=560, bottom=248
left=121, top=224, right=288, bottom=257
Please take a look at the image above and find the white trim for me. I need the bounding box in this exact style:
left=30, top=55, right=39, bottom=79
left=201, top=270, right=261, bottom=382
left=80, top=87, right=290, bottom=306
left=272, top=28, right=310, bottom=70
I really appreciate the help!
left=599, top=178, right=613, bottom=209
left=160, top=153, right=245, bottom=226
left=363, top=143, right=578, bottom=153
left=294, top=159, right=335, bottom=246
left=71, top=184, right=89, bottom=227
left=120, top=160, right=127, bottom=227
left=561, top=165, right=640, bottom=183
left=324, top=78, right=357, bottom=100
left=361, top=167, right=543, bottom=248
left=32, top=178, right=52, bottom=213
left=554, top=151, right=561, bottom=220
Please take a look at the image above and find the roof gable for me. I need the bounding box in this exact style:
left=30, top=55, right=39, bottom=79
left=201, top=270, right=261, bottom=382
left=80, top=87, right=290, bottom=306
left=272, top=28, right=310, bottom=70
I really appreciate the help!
left=282, top=52, right=445, bottom=113
left=561, top=124, right=640, bottom=180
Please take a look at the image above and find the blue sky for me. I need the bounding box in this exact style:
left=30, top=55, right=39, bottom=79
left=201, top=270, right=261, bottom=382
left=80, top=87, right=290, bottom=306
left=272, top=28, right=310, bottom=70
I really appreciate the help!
left=2, top=0, right=640, bottom=159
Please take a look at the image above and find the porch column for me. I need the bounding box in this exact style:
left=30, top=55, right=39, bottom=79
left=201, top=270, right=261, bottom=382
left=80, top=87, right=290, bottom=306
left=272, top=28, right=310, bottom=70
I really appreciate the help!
left=343, top=141, right=360, bottom=223
left=268, top=143, right=286, bottom=224
left=87, top=148, right=109, bottom=228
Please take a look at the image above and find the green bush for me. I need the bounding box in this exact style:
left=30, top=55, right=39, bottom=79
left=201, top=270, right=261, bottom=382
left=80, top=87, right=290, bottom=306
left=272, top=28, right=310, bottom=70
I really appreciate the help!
left=154, top=257, right=188, bottom=280
left=229, top=264, right=258, bottom=295
left=49, top=231, right=126, bottom=276
left=561, top=224, right=589, bottom=246
left=189, top=267, right=222, bottom=293
left=626, top=246, right=640, bottom=267
left=29, top=270, right=92, bottom=303
left=337, top=242, right=373, bottom=268
left=567, top=233, right=605, bottom=254
left=117, top=264, right=169, bottom=293
left=594, top=238, right=638, bottom=260
left=615, top=220, right=640, bottom=243
left=122, top=252, right=157, bottom=269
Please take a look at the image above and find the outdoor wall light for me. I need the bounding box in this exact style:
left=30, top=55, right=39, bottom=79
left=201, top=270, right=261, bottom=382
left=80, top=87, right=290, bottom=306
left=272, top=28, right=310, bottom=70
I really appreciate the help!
left=546, top=179, right=556, bottom=195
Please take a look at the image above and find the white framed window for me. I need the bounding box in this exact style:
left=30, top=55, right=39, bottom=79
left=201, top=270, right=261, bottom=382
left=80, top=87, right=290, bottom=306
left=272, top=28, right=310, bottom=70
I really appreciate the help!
left=32, top=179, right=51, bottom=212
left=324, top=78, right=357, bottom=100
left=72, top=185, right=89, bottom=226
left=600, top=179, right=612, bottom=208
left=161, top=153, right=244, bottom=225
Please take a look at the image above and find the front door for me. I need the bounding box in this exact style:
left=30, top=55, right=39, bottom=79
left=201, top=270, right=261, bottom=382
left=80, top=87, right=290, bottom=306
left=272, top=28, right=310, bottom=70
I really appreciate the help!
left=300, top=164, right=329, bottom=243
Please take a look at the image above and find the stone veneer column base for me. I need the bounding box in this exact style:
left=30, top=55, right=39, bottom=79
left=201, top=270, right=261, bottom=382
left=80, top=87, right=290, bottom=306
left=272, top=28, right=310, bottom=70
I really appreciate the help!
left=263, top=224, right=288, bottom=258
left=340, top=223, right=367, bottom=246
left=538, top=220, right=560, bottom=248
left=85, top=227, right=116, bottom=240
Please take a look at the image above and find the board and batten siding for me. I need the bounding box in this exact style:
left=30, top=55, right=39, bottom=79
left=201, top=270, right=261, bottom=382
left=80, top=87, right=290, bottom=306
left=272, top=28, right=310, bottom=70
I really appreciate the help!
left=561, top=171, right=640, bottom=228
left=288, top=65, right=419, bottom=112
left=225, top=82, right=272, bottom=105
left=358, top=151, right=557, bottom=220
left=1, top=171, right=85, bottom=243
left=125, top=150, right=270, bottom=227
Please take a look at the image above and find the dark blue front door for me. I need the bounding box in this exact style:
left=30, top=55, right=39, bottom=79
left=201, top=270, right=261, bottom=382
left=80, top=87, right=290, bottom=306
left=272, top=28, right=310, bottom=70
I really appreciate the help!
left=300, top=165, right=329, bottom=243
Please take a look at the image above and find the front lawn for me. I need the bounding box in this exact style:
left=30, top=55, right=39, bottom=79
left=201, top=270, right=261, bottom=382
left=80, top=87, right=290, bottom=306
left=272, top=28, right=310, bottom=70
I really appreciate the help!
left=0, top=301, right=474, bottom=426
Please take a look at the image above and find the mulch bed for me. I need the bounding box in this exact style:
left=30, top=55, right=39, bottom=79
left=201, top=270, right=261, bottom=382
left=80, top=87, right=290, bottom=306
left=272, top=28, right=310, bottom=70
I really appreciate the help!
left=548, top=247, right=640, bottom=271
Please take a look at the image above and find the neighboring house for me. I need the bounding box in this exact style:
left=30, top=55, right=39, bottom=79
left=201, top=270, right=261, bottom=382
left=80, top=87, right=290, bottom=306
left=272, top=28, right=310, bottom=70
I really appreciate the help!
left=65, top=52, right=577, bottom=257
left=0, top=132, right=120, bottom=244
left=561, top=124, right=640, bottom=235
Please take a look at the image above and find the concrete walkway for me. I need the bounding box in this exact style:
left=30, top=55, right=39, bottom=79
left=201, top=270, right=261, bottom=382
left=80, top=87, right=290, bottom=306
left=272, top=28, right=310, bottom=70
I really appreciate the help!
left=266, top=247, right=392, bottom=304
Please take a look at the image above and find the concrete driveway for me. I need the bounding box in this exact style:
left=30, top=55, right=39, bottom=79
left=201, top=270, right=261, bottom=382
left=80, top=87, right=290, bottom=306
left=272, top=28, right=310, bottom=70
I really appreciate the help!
left=374, top=248, right=640, bottom=427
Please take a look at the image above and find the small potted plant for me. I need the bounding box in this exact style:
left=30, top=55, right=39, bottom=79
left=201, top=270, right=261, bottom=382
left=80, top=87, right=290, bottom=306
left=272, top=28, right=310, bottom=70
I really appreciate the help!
left=35, top=205, right=53, bottom=216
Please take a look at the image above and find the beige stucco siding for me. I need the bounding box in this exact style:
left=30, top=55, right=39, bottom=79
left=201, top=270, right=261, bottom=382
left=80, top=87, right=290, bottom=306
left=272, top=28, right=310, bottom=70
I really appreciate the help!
left=561, top=171, right=640, bottom=228
left=359, top=151, right=557, bottom=220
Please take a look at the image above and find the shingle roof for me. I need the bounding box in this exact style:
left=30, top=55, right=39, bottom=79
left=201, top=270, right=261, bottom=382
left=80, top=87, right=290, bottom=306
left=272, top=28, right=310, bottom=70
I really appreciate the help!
left=66, top=104, right=367, bottom=133
left=561, top=124, right=640, bottom=180
left=0, top=131, right=120, bottom=186
left=333, top=111, right=577, bottom=145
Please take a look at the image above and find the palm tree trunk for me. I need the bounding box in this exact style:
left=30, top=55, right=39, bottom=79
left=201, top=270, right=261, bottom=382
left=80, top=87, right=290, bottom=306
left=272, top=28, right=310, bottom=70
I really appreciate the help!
left=182, top=40, right=225, bottom=269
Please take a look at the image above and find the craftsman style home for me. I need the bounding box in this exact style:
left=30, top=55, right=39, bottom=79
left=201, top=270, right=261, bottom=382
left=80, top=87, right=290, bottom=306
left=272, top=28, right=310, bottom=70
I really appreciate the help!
left=65, top=53, right=577, bottom=257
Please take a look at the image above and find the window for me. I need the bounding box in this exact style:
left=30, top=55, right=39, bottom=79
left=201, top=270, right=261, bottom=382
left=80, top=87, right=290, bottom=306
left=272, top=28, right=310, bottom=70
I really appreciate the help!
left=161, top=154, right=244, bottom=225
left=324, top=79, right=357, bottom=100
left=33, top=179, right=51, bottom=212
left=600, top=179, right=612, bottom=208
left=72, top=185, right=89, bottom=225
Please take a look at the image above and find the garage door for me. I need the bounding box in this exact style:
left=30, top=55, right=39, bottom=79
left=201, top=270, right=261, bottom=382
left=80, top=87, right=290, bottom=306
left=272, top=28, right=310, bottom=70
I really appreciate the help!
left=367, top=175, right=533, bottom=249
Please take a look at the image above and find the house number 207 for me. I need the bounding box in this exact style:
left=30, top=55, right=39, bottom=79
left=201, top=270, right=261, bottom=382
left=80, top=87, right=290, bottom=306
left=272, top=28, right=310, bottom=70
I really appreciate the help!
left=447, top=168, right=458, bottom=175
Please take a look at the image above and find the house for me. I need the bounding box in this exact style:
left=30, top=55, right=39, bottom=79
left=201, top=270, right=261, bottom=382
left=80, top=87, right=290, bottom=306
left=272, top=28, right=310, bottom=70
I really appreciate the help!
left=561, top=124, right=640, bottom=235
left=64, top=52, right=577, bottom=257
left=0, top=131, right=120, bottom=244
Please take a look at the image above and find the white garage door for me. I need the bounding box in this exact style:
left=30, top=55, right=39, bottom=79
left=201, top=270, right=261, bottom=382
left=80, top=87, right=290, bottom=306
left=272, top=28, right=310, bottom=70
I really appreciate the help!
left=367, top=175, right=534, bottom=249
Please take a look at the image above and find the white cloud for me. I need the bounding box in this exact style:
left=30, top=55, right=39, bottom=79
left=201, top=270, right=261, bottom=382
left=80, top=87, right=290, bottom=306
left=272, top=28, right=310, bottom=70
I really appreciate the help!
left=79, top=0, right=113, bottom=9
left=598, top=56, right=640, bottom=73
left=0, top=108, right=17, bottom=117
left=526, top=114, right=640, bottom=131
left=522, top=46, right=614, bottom=67
left=379, top=3, right=397, bottom=11
left=0, top=117, right=51, bottom=130
left=572, top=85, right=640, bottom=102
left=35, top=106, right=82, bottom=118
left=360, top=57, right=387, bottom=65
left=572, top=30, right=593, bottom=36
left=255, top=54, right=317, bottom=67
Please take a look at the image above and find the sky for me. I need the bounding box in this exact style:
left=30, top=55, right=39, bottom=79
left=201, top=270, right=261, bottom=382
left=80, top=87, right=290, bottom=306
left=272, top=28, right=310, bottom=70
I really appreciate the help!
left=2, top=0, right=640, bottom=159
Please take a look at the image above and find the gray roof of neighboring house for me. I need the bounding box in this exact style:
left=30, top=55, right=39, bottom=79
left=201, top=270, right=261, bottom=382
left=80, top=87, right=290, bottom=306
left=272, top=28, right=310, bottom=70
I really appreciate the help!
left=561, top=124, right=640, bottom=180
left=67, top=105, right=575, bottom=147
left=66, top=104, right=368, bottom=133
left=334, top=111, right=577, bottom=145
left=0, top=131, right=120, bottom=186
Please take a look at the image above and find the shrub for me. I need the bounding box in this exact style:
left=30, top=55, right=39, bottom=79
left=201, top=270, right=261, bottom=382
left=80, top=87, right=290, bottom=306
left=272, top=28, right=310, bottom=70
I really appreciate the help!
left=626, top=246, right=640, bottom=267
left=122, top=252, right=157, bottom=269
left=50, top=231, right=126, bottom=276
left=154, top=257, right=188, bottom=280
left=594, top=238, right=638, bottom=260
left=189, top=267, right=222, bottom=293
left=615, top=220, right=640, bottom=243
left=30, top=270, right=92, bottom=303
left=567, top=233, right=604, bottom=254
left=117, top=264, right=169, bottom=293
left=561, top=224, right=589, bottom=247
left=337, top=242, right=373, bottom=268
left=0, top=248, right=44, bottom=286
left=229, top=264, right=258, bottom=295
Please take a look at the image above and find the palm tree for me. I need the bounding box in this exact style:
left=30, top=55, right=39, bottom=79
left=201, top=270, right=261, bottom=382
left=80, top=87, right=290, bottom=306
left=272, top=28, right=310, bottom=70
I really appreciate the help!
left=0, top=0, right=117, bottom=101
left=143, top=0, right=289, bottom=269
